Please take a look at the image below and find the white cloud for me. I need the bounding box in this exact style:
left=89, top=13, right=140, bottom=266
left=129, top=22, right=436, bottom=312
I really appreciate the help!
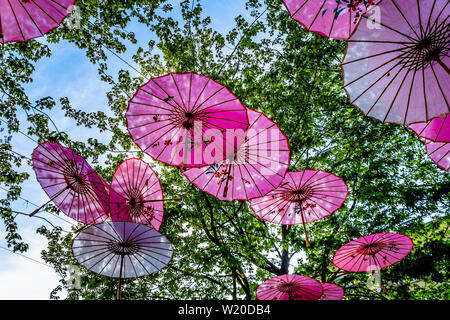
left=0, top=228, right=67, bottom=300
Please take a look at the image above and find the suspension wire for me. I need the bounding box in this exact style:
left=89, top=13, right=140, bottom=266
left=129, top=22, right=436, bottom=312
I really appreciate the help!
left=0, top=185, right=77, bottom=227
left=0, top=245, right=56, bottom=270
left=0, top=147, right=32, bottom=161
left=89, top=1, right=267, bottom=82
left=84, top=19, right=149, bottom=81
left=214, top=7, right=268, bottom=79
left=1, top=207, right=71, bottom=233
left=0, top=117, right=38, bottom=144
left=0, top=80, right=61, bottom=134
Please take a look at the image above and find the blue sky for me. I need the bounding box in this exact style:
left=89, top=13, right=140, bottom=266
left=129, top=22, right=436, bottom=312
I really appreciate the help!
left=0, top=0, right=257, bottom=299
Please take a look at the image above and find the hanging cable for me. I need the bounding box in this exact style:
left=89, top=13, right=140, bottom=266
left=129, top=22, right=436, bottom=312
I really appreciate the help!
left=84, top=19, right=149, bottom=81
left=1, top=207, right=71, bottom=233
left=214, top=8, right=268, bottom=79
left=0, top=245, right=56, bottom=270
left=0, top=82, right=61, bottom=134
left=0, top=185, right=77, bottom=227
left=0, top=117, right=38, bottom=144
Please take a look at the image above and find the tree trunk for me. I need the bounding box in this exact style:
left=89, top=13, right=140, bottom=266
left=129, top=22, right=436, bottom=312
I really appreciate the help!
left=280, top=225, right=290, bottom=274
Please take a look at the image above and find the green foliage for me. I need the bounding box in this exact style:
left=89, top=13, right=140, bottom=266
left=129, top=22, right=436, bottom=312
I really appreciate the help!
left=0, top=0, right=448, bottom=300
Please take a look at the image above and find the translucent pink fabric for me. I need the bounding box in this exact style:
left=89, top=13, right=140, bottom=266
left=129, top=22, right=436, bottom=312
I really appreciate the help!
left=72, top=221, right=173, bottom=278
left=250, top=170, right=348, bottom=225
left=0, top=0, right=77, bottom=43
left=332, top=232, right=414, bottom=272
left=425, top=139, right=450, bottom=172
left=342, top=0, right=450, bottom=125
left=282, top=0, right=380, bottom=39
left=126, top=72, right=249, bottom=168
left=181, top=108, right=290, bottom=201
left=256, top=274, right=323, bottom=300
left=32, top=142, right=110, bottom=224
left=109, top=158, right=164, bottom=230
left=320, top=283, right=344, bottom=300
left=409, top=114, right=450, bottom=143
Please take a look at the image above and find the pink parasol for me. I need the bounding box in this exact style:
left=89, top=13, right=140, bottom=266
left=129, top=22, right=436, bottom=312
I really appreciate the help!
left=109, top=158, right=168, bottom=230
left=342, top=0, right=450, bottom=125
left=31, top=142, right=110, bottom=225
left=409, top=114, right=450, bottom=143
left=424, top=139, right=450, bottom=171
left=126, top=72, right=249, bottom=168
left=332, top=232, right=413, bottom=293
left=320, top=283, right=345, bottom=300
left=332, top=232, right=413, bottom=272
left=72, top=221, right=173, bottom=299
left=256, top=274, right=323, bottom=300
left=0, top=0, right=77, bottom=44
left=282, top=0, right=380, bottom=40
left=250, top=170, right=348, bottom=247
left=181, top=107, right=290, bottom=201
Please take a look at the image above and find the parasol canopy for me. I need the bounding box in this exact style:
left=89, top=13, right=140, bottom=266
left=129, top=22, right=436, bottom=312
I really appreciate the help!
left=126, top=72, right=249, bottom=168
left=181, top=107, right=290, bottom=201
left=109, top=158, right=164, bottom=230
left=409, top=114, right=450, bottom=143
left=0, top=0, right=77, bottom=43
left=282, top=0, right=380, bottom=39
left=31, top=142, right=110, bottom=224
left=320, top=283, right=345, bottom=300
left=72, top=221, right=173, bottom=299
left=250, top=170, right=348, bottom=246
left=424, top=139, right=450, bottom=171
left=332, top=232, right=414, bottom=273
left=342, top=0, right=450, bottom=125
left=72, top=221, right=173, bottom=278
left=256, top=274, right=323, bottom=300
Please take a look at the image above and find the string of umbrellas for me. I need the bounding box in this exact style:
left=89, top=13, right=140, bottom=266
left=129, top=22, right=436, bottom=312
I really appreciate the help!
left=0, top=0, right=448, bottom=300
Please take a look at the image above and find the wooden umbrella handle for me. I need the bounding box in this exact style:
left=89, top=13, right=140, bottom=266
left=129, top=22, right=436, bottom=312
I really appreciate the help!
left=299, top=205, right=310, bottom=248
left=222, top=164, right=232, bottom=198
left=29, top=185, right=70, bottom=217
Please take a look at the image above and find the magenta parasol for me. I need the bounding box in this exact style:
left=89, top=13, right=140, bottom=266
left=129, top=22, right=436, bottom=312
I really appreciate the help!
left=282, top=0, right=380, bottom=40
left=320, top=283, right=345, bottom=300
left=0, top=0, right=77, bottom=43
left=109, top=158, right=166, bottom=230
left=424, top=139, right=450, bottom=171
left=256, top=274, right=323, bottom=300
left=342, top=0, right=449, bottom=125
left=181, top=107, right=290, bottom=201
left=250, top=170, right=348, bottom=247
left=332, top=232, right=413, bottom=292
left=31, top=142, right=110, bottom=224
left=409, top=114, right=450, bottom=143
left=332, top=232, right=413, bottom=272
left=126, top=72, right=249, bottom=168
left=72, top=221, right=173, bottom=299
